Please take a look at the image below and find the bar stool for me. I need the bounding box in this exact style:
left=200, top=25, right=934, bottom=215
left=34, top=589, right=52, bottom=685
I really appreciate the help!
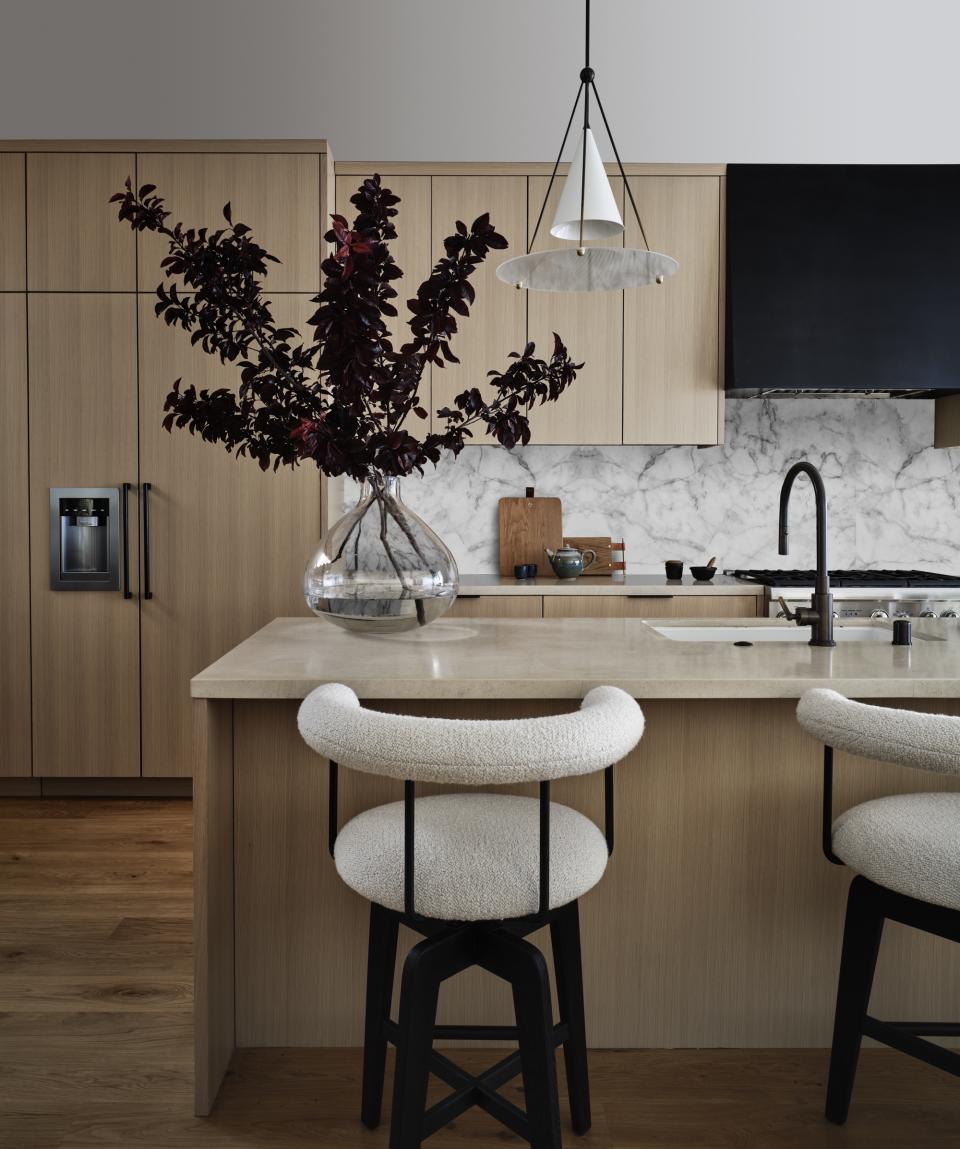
left=297, top=683, right=644, bottom=1149
left=797, top=688, right=960, bottom=1124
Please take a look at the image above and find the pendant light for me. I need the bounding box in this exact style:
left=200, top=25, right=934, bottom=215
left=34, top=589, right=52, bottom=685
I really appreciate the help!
left=497, top=0, right=678, bottom=293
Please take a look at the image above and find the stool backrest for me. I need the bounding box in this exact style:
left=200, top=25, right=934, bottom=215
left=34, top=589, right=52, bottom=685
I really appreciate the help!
left=297, top=683, right=644, bottom=783
left=797, top=688, right=960, bottom=776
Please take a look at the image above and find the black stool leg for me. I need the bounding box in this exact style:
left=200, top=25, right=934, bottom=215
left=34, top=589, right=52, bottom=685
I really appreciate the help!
left=361, top=902, right=399, bottom=1129
left=482, top=930, right=562, bottom=1149
left=390, top=927, right=475, bottom=1149
left=825, top=876, right=886, bottom=1125
left=550, top=900, right=591, bottom=1135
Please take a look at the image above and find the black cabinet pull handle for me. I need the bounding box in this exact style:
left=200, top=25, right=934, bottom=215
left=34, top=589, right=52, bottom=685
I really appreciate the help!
left=626, top=594, right=674, bottom=599
left=121, top=482, right=132, bottom=599
left=142, top=482, right=153, bottom=600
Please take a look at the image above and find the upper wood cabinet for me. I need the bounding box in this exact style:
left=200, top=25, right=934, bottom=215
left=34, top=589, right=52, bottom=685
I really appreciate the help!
left=0, top=152, right=25, bottom=289
left=29, top=294, right=140, bottom=777
left=623, top=175, right=722, bottom=445
left=138, top=295, right=321, bottom=777
left=137, top=154, right=322, bottom=293
left=27, top=153, right=136, bottom=291
left=430, top=176, right=526, bottom=432
left=526, top=174, right=624, bottom=445
left=0, top=296, right=30, bottom=775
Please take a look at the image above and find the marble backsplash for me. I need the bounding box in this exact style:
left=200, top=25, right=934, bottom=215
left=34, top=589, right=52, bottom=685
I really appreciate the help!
left=340, top=398, right=960, bottom=575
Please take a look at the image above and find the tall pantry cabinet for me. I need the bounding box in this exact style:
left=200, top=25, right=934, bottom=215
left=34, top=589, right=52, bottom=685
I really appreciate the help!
left=0, top=141, right=332, bottom=781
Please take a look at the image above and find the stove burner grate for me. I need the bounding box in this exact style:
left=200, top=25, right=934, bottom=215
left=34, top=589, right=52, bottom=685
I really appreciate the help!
left=727, top=569, right=960, bottom=589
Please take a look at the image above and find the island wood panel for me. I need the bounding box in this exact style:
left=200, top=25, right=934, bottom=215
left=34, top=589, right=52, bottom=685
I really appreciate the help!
left=623, top=175, right=721, bottom=445
left=525, top=175, right=624, bottom=444
left=193, top=699, right=234, bottom=1116
left=0, top=151, right=24, bottom=289
left=28, top=294, right=140, bottom=776
left=543, top=594, right=760, bottom=619
left=0, top=297, right=30, bottom=775
left=226, top=696, right=960, bottom=1054
left=136, top=153, right=322, bottom=293
left=446, top=595, right=543, bottom=619
left=429, top=176, right=526, bottom=433
left=138, top=296, right=321, bottom=778
left=26, top=153, right=136, bottom=291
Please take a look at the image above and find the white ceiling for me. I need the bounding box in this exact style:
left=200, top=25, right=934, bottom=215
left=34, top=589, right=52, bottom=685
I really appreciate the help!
left=2, top=0, right=959, bottom=162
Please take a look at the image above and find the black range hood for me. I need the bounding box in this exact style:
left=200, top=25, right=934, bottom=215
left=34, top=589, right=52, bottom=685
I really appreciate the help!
left=725, top=164, right=960, bottom=397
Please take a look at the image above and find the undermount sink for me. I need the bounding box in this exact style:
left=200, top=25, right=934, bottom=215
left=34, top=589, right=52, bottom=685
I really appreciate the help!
left=651, top=624, right=898, bottom=644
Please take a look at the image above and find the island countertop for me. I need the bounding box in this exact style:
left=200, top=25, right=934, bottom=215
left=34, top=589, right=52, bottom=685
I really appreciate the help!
left=190, top=615, right=960, bottom=701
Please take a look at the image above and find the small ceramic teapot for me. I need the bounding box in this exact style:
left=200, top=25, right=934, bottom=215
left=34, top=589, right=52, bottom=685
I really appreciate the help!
left=544, top=545, right=598, bottom=580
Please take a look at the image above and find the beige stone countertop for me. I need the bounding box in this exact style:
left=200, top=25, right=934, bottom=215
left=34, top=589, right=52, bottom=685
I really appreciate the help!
left=457, top=573, right=764, bottom=596
left=191, top=616, right=960, bottom=702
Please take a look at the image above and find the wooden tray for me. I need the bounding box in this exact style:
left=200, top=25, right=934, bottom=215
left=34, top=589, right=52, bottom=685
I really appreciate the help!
left=562, top=536, right=626, bottom=576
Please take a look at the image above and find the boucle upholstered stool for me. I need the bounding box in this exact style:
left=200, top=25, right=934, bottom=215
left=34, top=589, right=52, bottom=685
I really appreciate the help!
left=797, top=688, right=960, bottom=1124
left=298, top=683, right=644, bottom=1149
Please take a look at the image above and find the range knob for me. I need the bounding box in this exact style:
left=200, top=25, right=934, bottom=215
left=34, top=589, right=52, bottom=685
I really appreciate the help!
left=894, top=610, right=910, bottom=619
left=870, top=609, right=889, bottom=619
left=941, top=609, right=959, bottom=618
left=920, top=610, right=937, bottom=618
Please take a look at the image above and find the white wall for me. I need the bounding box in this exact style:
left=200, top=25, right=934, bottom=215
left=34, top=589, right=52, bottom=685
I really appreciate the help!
left=2, top=0, right=959, bottom=162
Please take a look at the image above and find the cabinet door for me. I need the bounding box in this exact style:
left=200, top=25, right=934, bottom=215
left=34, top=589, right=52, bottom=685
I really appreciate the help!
left=29, top=295, right=140, bottom=776
left=27, top=153, right=136, bottom=291
left=623, top=176, right=721, bottom=445
left=446, top=595, right=543, bottom=619
left=0, top=297, right=30, bottom=775
left=137, top=154, right=321, bottom=293
left=0, top=152, right=25, bottom=289
left=525, top=175, right=623, bottom=444
left=543, top=595, right=759, bottom=619
left=430, top=177, right=526, bottom=434
left=138, top=296, right=321, bottom=777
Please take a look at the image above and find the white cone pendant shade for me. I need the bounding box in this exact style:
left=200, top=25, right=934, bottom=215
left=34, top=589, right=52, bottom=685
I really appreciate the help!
left=550, top=128, right=623, bottom=241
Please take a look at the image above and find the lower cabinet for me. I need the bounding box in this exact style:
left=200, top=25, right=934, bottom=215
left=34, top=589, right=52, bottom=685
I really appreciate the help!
left=447, top=595, right=543, bottom=619
left=544, top=595, right=760, bottom=619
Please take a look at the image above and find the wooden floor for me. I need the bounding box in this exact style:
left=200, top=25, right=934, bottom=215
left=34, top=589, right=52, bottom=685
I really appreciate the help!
left=1, top=798, right=958, bottom=1148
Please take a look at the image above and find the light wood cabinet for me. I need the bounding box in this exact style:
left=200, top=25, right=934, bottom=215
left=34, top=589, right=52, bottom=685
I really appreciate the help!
left=27, top=153, right=135, bottom=291
left=138, top=296, right=321, bottom=777
left=430, top=177, right=526, bottom=431
left=137, top=153, right=321, bottom=293
left=0, top=296, right=30, bottom=775
left=623, top=176, right=722, bottom=445
left=525, top=175, right=624, bottom=444
left=446, top=595, right=543, bottom=619
left=0, top=152, right=24, bottom=289
left=29, top=295, right=140, bottom=776
left=543, top=595, right=759, bottom=619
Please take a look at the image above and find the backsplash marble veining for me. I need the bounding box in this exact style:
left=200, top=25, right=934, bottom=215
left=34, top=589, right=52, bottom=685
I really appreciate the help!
left=341, top=398, right=960, bottom=575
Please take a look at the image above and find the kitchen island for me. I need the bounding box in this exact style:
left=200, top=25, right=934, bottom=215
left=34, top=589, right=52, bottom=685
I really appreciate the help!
left=191, top=615, right=960, bottom=1114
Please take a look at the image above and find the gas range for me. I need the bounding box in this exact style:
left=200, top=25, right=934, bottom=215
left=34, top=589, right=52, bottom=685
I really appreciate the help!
left=724, top=569, right=960, bottom=620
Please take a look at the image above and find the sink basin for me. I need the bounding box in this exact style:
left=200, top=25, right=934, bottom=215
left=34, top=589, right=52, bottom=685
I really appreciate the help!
left=651, top=625, right=896, bottom=644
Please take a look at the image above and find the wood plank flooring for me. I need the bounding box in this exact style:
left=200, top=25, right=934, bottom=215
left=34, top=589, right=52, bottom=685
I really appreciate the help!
left=1, top=797, right=958, bottom=1147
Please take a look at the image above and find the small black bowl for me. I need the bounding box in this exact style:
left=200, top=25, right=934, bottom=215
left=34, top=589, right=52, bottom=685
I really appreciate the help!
left=689, top=565, right=717, bottom=582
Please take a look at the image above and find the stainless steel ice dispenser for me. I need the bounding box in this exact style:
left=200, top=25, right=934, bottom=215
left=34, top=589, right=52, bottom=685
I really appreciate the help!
left=49, top=486, right=129, bottom=593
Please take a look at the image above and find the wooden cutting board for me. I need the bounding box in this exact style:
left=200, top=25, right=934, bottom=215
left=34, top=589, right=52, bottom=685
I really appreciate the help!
left=563, top=536, right=626, bottom=576
left=498, top=488, right=563, bottom=577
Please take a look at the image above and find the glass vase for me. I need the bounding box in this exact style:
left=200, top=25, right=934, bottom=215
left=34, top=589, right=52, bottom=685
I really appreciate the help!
left=304, top=473, right=459, bottom=634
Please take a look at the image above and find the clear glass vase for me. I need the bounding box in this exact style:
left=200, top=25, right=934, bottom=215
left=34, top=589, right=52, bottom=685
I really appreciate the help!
left=304, top=474, right=459, bottom=634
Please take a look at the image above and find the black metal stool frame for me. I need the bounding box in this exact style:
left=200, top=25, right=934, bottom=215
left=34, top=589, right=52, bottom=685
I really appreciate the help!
left=328, top=760, right=615, bottom=1149
left=820, top=744, right=960, bottom=1124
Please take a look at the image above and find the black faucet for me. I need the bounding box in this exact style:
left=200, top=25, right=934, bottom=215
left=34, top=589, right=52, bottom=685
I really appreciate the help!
left=777, top=461, right=835, bottom=647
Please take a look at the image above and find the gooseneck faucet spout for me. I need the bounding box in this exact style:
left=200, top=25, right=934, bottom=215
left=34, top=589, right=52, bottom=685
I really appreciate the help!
left=777, top=461, right=835, bottom=647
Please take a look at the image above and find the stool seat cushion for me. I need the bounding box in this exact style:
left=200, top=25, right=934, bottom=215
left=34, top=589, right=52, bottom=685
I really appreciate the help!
left=832, top=792, right=960, bottom=911
left=334, top=793, right=608, bottom=921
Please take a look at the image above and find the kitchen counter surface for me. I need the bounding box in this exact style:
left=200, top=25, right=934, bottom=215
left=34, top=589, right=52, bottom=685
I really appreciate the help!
left=458, top=573, right=764, bottom=596
left=191, top=615, right=960, bottom=701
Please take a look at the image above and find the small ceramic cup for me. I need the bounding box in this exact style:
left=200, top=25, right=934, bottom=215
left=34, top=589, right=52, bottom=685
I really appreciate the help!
left=664, top=560, right=684, bottom=580
left=514, top=563, right=532, bottom=580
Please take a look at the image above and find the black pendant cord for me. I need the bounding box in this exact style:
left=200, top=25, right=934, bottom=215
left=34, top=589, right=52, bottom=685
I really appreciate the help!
left=527, top=81, right=584, bottom=254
